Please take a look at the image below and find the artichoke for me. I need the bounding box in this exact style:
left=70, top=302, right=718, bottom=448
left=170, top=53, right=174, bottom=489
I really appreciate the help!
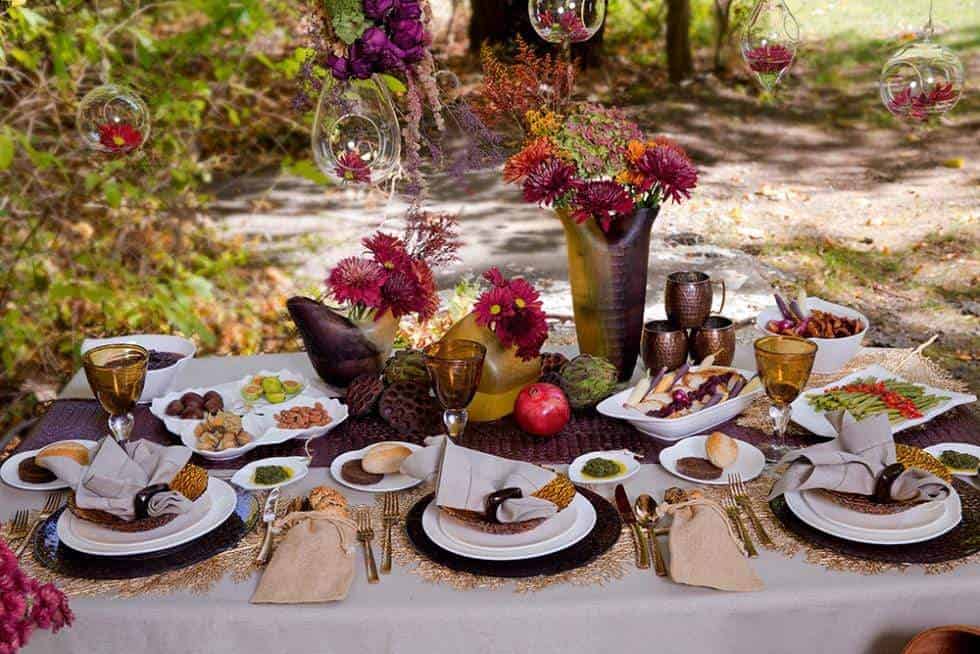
left=382, top=349, right=429, bottom=386
left=559, top=354, right=618, bottom=409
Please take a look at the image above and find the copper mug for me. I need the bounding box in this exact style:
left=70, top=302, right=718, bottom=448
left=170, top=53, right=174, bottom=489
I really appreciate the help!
left=641, top=320, right=689, bottom=372
left=664, top=271, right=726, bottom=328
left=690, top=316, right=736, bottom=366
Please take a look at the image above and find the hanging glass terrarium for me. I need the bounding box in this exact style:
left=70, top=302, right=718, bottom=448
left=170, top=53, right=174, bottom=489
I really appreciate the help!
left=529, top=0, right=607, bottom=44
left=76, top=84, right=150, bottom=155
left=740, top=0, right=800, bottom=91
left=311, top=75, right=402, bottom=187
left=880, top=38, right=964, bottom=123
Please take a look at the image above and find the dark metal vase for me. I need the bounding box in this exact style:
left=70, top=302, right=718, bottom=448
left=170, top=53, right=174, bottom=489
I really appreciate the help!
left=560, top=207, right=659, bottom=382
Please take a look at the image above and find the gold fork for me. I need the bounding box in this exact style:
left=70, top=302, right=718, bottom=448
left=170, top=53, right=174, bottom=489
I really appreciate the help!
left=730, top=473, right=773, bottom=547
left=355, top=508, right=380, bottom=584
left=7, top=510, right=30, bottom=542
left=15, top=492, right=66, bottom=558
left=380, top=493, right=399, bottom=574
left=722, top=492, right=758, bottom=558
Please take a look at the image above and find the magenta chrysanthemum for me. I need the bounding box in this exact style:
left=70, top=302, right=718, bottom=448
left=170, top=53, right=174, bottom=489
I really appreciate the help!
left=522, top=158, right=577, bottom=206
left=0, top=539, right=72, bottom=654
left=335, top=151, right=371, bottom=184
left=635, top=146, right=699, bottom=204
left=474, top=286, right=516, bottom=325
left=744, top=44, right=794, bottom=74
left=327, top=257, right=386, bottom=308
left=363, top=232, right=413, bottom=272
left=473, top=268, right=548, bottom=360
left=571, top=181, right=635, bottom=232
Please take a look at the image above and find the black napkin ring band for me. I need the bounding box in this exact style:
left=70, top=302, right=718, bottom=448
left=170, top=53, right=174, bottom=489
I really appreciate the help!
left=873, top=463, right=906, bottom=503
left=484, top=487, right=523, bottom=523
left=134, top=483, right=171, bottom=520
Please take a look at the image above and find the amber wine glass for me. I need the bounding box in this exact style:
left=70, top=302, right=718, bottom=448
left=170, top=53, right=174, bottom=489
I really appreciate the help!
left=754, top=335, right=817, bottom=463
left=83, top=343, right=149, bottom=443
left=424, top=339, right=486, bottom=439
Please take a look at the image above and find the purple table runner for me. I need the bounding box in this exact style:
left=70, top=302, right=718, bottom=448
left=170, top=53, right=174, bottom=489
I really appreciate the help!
left=16, top=399, right=980, bottom=468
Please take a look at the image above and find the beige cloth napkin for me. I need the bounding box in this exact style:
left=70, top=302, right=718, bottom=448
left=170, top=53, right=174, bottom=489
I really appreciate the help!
left=769, top=411, right=951, bottom=502
left=400, top=436, right=558, bottom=523
left=658, top=498, right=764, bottom=592
left=39, top=437, right=193, bottom=521
left=251, top=511, right=357, bottom=604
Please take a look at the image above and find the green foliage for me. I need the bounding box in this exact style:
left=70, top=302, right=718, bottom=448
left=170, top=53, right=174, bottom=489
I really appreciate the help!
left=325, top=0, right=372, bottom=45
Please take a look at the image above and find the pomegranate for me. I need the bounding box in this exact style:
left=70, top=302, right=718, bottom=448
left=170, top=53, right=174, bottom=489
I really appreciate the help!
left=514, top=383, right=571, bottom=437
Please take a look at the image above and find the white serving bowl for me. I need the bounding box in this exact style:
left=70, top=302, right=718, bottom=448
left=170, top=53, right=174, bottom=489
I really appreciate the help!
left=756, top=297, right=868, bottom=374
left=81, top=334, right=196, bottom=402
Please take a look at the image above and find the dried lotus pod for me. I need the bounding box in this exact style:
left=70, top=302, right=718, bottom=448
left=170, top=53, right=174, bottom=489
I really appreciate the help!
left=378, top=381, right=441, bottom=435
left=345, top=374, right=385, bottom=417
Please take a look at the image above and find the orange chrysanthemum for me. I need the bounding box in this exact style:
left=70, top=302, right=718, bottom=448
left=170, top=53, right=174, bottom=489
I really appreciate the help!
left=626, top=140, right=646, bottom=164
left=503, top=137, right=556, bottom=183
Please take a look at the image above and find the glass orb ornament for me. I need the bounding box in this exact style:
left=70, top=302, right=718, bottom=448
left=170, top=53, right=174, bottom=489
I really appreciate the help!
left=76, top=84, right=150, bottom=155
left=312, top=75, right=401, bottom=186
left=529, top=0, right=606, bottom=44
left=740, top=0, right=800, bottom=91
left=880, top=39, right=964, bottom=122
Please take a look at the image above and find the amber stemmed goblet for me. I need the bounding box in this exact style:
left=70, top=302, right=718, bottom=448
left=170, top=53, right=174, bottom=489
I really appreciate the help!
left=83, top=343, right=149, bottom=443
left=753, top=335, right=817, bottom=463
left=424, top=339, right=486, bottom=439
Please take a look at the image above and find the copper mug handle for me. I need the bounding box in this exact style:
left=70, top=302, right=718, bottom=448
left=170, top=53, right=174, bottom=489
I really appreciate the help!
left=712, top=278, right=726, bottom=315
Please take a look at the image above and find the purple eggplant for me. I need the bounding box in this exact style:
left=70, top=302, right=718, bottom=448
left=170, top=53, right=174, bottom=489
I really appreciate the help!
left=666, top=362, right=690, bottom=391
left=701, top=391, right=724, bottom=409
left=774, top=293, right=793, bottom=320
left=729, top=377, right=746, bottom=398
left=788, top=299, right=807, bottom=322
left=648, top=366, right=667, bottom=390
left=732, top=375, right=756, bottom=398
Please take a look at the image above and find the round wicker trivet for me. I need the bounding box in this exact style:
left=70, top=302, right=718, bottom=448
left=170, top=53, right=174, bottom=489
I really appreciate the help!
left=405, top=487, right=621, bottom=578
left=67, top=494, right=178, bottom=532
left=770, top=478, right=980, bottom=564
left=34, top=491, right=259, bottom=579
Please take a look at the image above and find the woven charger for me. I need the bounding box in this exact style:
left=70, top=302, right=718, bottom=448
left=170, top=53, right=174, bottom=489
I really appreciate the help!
left=818, top=445, right=953, bottom=516
left=438, top=475, right=576, bottom=535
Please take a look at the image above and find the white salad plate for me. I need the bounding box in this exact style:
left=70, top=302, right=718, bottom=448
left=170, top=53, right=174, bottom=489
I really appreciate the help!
left=659, top=435, right=765, bottom=485
left=438, top=492, right=586, bottom=551
left=567, top=450, right=641, bottom=486
left=422, top=492, right=596, bottom=561
left=57, top=478, right=237, bottom=556
left=924, top=443, right=980, bottom=477
left=81, top=333, right=196, bottom=402
left=596, top=365, right=763, bottom=441
left=791, top=364, right=976, bottom=438
left=330, top=443, right=423, bottom=493
left=1, top=440, right=100, bottom=491
left=231, top=456, right=310, bottom=491
left=784, top=488, right=961, bottom=545
left=757, top=297, right=868, bottom=374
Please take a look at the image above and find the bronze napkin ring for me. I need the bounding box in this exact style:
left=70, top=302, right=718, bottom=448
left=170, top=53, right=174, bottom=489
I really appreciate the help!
left=485, top=487, right=523, bottom=523
left=134, top=483, right=171, bottom=520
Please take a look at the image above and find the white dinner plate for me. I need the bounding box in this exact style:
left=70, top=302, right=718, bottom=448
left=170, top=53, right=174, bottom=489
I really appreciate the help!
left=792, top=365, right=977, bottom=438
left=330, top=443, right=423, bottom=493
left=568, top=450, right=641, bottom=486
left=231, top=456, right=310, bottom=491
left=924, top=443, right=980, bottom=477
left=784, top=488, right=961, bottom=545
left=801, top=489, right=946, bottom=532
left=438, top=493, right=584, bottom=551
left=422, top=492, right=596, bottom=561
left=57, top=477, right=237, bottom=556
left=659, top=435, right=765, bottom=485
left=0, top=440, right=100, bottom=491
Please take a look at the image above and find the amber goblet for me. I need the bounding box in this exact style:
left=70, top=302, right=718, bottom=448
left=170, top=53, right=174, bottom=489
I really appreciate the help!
left=424, top=339, right=486, bottom=439
left=83, top=343, right=149, bottom=443
left=754, top=335, right=817, bottom=463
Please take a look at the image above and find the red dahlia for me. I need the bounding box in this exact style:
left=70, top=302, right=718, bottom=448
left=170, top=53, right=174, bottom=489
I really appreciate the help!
left=522, top=157, right=577, bottom=205
left=336, top=151, right=371, bottom=184
left=473, top=268, right=548, bottom=360
left=327, top=257, right=386, bottom=308
left=571, top=180, right=635, bottom=232
left=634, top=146, right=698, bottom=204
left=98, top=122, right=142, bottom=153
left=744, top=44, right=794, bottom=74
left=364, top=232, right=413, bottom=272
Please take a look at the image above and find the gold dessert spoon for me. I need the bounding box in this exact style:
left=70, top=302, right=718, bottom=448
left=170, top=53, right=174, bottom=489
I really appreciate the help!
left=634, top=494, right=668, bottom=577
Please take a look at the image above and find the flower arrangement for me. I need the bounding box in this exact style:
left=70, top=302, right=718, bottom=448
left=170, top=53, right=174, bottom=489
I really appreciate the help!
left=472, top=268, right=548, bottom=360
left=0, top=538, right=73, bottom=653
left=502, top=103, right=699, bottom=232
left=743, top=43, right=795, bottom=74
left=326, top=209, right=459, bottom=323
left=887, top=82, right=957, bottom=121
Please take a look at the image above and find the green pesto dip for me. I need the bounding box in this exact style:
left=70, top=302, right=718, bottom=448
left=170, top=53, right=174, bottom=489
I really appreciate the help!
left=581, top=457, right=624, bottom=479
left=253, top=465, right=292, bottom=485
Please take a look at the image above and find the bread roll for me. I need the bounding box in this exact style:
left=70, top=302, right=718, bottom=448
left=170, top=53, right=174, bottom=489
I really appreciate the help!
left=362, top=442, right=412, bottom=474
left=36, top=441, right=91, bottom=467
left=705, top=431, right=738, bottom=468
left=309, top=486, right=350, bottom=519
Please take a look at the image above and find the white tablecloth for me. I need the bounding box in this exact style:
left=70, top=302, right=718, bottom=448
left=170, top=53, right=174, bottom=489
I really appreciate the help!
left=13, top=353, right=978, bottom=653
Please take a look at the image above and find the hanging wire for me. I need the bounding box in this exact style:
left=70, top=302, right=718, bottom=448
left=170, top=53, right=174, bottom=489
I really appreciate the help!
left=925, top=0, right=934, bottom=38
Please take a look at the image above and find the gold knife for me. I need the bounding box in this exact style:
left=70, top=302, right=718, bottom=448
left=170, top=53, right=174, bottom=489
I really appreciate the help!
left=614, top=484, right=650, bottom=569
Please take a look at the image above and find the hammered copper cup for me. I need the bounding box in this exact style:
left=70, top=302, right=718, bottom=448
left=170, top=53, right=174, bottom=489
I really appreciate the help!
left=664, top=271, right=726, bottom=328
left=641, top=320, right=689, bottom=372
left=690, top=316, right=736, bottom=365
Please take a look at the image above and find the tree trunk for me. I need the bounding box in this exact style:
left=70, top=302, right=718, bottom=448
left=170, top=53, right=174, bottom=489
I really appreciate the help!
left=713, top=0, right=734, bottom=73
left=666, top=0, right=694, bottom=83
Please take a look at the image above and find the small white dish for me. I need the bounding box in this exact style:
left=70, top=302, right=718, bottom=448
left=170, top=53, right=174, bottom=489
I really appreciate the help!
left=149, top=384, right=246, bottom=435
left=231, top=456, right=310, bottom=491
left=0, top=440, right=99, bottom=491
left=757, top=297, right=868, bottom=374
left=597, top=366, right=763, bottom=441
left=81, top=334, right=196, bottom=402
left=330, top=443, right=423, bottom=493
left=248, top=395, right=348, bottom=444
left=177, top=412, right=265, bottom=461
left=568, top=450, right=641, bottom=485
left=236, top=369, right=308, bottom=407
left=792, top=364, right=977, bottom=438
left=659, top=434, right=765, bottom=485
left=924, top=443, right=980, bottom=477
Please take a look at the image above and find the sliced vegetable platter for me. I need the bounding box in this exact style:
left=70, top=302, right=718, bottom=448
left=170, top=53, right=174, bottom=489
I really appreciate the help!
left=791, top=364, right=976, bottom=438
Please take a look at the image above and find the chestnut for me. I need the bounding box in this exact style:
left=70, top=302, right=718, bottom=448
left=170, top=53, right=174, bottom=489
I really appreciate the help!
left=165, top=400, right=184, bottom=416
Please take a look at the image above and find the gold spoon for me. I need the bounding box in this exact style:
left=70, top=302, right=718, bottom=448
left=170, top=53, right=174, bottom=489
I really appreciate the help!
left=635, top=494, right=668, bottom=577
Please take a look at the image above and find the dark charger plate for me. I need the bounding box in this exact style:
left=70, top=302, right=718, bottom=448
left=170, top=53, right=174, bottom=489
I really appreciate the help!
left=405, top=486, right=621, bottom=578
left=34, top=491, right=260, bottom=579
